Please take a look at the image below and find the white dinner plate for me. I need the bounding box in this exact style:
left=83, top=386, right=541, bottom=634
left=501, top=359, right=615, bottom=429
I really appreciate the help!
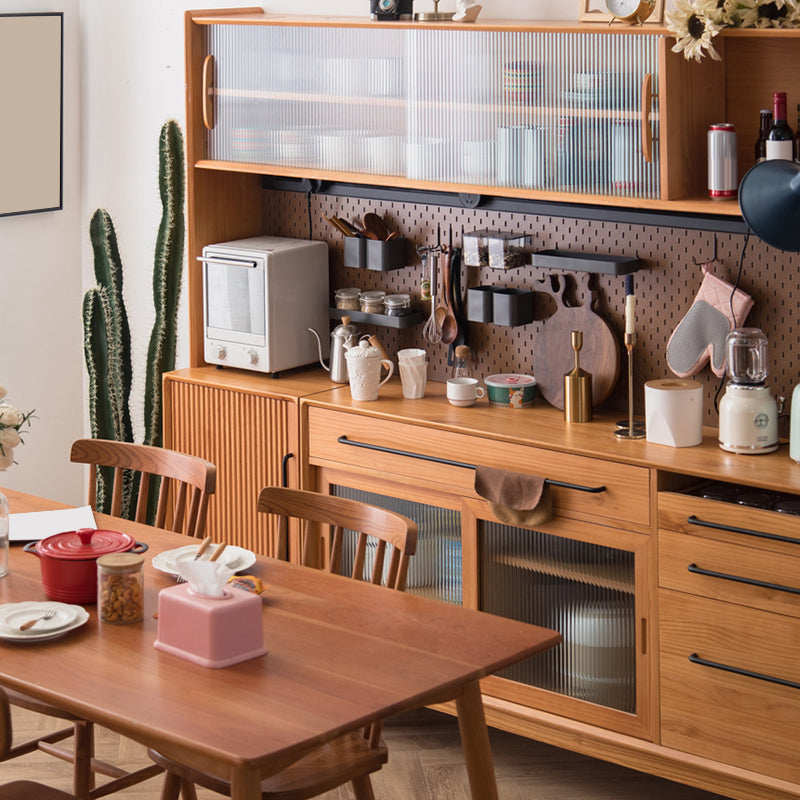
left=0, top=602, right=89, bottom=642
left=152, top=544, right=256, bottom=577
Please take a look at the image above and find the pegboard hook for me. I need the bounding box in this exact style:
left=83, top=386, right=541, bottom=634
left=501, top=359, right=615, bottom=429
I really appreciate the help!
left=693, top=233, right=718, bottom=266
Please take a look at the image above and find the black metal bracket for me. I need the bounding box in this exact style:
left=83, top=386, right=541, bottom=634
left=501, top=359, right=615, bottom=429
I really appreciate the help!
left=458, top=193, right=482, bottom=208
left=336, top=435, right=606, bottom=494
left=689, top=653, right=800, bottom=691
left=261, top=176, right=748, bottom=234
left=687, top=563, right=800, bottom=595
left=687, top=515, right=800, bottom=546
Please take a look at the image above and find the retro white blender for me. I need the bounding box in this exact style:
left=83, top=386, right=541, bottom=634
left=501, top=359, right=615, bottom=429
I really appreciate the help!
left=718, top=328, right=780, bottom=454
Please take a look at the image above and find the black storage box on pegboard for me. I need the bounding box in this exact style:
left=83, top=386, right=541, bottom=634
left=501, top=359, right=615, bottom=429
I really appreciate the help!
left=343, top=237, right=409, bottom=271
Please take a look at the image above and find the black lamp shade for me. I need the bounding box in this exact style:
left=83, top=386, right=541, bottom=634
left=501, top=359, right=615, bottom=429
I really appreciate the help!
left=739, top=160, right=800, bottom=253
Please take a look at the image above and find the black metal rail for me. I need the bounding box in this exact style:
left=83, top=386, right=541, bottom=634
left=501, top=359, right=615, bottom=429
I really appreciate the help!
left=336, top=435, right=606, bottom=494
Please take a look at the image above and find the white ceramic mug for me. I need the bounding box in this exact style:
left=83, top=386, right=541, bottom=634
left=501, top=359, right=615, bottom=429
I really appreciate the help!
left=446, top=377, right=485, bottom=407
left=345, top=343, right=394, bottom=401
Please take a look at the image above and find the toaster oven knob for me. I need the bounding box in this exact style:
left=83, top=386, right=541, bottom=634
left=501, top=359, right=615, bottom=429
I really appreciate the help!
left=214, top=345, right=227, bottom=360
left=247, top=349, right=259, bottom=365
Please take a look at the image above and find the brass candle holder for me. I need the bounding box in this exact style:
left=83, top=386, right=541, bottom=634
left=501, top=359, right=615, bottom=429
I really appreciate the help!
left=564, top=330, right=592, bottom=423
left=615, top=332, right=646, bottom=439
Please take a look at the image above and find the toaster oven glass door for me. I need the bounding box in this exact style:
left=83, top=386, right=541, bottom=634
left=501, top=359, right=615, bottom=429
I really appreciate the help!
left=203, top=254, right=266, bottom=345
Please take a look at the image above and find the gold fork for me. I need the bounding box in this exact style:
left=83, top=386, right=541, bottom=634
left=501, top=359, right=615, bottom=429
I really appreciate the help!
left=19, top=608, right=57, bottom=631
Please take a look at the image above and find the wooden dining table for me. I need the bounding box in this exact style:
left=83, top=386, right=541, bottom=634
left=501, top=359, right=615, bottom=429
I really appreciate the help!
left=0, top=487, right=561, bottom=800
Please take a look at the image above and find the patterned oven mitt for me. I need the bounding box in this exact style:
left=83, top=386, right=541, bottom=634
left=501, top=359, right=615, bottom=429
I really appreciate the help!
left=666, top=264, right=754, bottom=379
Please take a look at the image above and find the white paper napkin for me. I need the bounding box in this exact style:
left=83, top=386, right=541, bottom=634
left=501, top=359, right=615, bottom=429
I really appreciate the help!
left=176, top=560, right=234, bottom=597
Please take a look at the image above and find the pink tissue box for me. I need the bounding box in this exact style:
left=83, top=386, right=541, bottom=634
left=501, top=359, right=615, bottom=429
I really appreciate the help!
left=154, top=583, right=267, bottom=668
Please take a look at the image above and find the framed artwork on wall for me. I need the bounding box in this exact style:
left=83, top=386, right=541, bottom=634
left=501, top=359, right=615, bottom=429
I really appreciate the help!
left=0, top=13, right=63, bottom=217
left=579, top=0, right=665, bottom=24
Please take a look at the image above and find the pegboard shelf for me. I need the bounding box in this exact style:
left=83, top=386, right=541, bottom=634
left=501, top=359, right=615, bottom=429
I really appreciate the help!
left=329, top=308, right=424, bottom=329
left=531, top=250, right=641, bottom=275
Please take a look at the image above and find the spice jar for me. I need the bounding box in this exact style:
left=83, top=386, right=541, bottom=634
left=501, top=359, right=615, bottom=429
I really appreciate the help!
left=384, top=293, right=411, bottom=316
left=97, top=552, right=144, bottom=624
left=335, top=287, right=361, bottom=311
left=360, top=290, right=386, bottom=314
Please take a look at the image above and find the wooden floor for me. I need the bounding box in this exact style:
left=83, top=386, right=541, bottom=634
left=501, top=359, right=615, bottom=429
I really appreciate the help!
left=4, top=706, right=733, bottom=800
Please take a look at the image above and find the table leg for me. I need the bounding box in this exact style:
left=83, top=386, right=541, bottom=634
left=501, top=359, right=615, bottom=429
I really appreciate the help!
left=455, top=679, right=499, bottom=800
left=229, top=766, right=262, bottom=800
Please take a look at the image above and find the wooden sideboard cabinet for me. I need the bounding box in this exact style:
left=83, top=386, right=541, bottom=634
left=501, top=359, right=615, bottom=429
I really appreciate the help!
left=295, top=378, right=800, bottom=800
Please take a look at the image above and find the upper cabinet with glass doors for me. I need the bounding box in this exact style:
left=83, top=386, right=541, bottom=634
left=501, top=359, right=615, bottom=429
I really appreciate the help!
left=187, top=10, right=796, bottom=216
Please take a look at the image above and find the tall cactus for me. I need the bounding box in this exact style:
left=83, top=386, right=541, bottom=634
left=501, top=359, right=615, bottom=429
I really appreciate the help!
left=83, top=209, right=135, bottom=515
left=144, top=120, right=185, bottom=450
left=82, top=120, right=185, bottom=522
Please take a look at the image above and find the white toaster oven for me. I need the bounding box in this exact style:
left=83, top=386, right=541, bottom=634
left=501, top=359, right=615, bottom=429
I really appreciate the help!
left=200, top=235, right=329, bottom=374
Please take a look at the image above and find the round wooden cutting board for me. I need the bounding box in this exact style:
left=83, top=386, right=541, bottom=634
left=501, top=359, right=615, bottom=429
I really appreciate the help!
left=532, top=273, right=620, bottom=410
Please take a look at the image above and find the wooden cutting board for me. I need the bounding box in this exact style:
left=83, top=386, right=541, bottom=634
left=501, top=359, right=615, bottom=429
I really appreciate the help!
left=532, top=272, right=620, bottom=410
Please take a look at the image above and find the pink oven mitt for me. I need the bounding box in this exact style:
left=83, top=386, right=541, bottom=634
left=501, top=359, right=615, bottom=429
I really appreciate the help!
left=666, top=264, right=754, bottom=379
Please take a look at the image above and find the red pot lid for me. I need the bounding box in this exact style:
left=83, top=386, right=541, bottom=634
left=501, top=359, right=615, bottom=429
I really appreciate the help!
left=35, top=528, right=136, bottom=560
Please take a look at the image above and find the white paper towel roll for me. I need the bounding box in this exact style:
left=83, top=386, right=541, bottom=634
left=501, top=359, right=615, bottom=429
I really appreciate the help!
left=645, top=379, right=703, bottom=447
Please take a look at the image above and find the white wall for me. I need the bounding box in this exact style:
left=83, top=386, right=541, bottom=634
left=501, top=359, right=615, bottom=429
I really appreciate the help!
left=0, top=1, right=82, bottom=503
left=2, top=0, right=580, bottom=503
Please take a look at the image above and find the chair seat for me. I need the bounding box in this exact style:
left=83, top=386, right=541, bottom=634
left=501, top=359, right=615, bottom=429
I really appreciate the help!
left=0, top=781, right=76, bottom=800
left=149, top=731, right=388, bottom=800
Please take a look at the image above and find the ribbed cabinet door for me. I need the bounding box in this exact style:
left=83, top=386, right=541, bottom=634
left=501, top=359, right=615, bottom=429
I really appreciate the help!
left=164, top=380, right=296, bottom=556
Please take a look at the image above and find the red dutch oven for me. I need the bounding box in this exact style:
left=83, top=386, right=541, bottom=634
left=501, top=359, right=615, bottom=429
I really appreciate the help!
left=24, top=528, right=149, bottom=604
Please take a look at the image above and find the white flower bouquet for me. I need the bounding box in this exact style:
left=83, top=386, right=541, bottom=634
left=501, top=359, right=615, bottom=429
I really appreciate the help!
left=0, top=385, right=34, bottom=471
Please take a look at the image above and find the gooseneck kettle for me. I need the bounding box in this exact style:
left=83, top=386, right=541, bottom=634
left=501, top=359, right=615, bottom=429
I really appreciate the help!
left=308, top=316, right=358, bottom=383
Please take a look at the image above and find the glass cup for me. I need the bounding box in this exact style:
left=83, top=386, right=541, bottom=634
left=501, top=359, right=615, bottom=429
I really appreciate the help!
left=0, top=490, right=8, bottom=578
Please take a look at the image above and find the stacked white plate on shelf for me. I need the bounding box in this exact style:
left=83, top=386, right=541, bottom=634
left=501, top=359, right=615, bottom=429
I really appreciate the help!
left=0, top=601, right=90, bottom=642
left=152, top=543, right=256, bottom=578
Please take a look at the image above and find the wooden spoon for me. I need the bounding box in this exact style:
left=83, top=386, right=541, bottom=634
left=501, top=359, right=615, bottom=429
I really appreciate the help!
left=440, top=248, right=459, bottom=344
left=363, top=212, right=389, bottom=241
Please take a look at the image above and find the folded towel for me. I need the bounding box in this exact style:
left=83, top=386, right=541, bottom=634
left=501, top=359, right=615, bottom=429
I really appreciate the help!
left=474, top=466, right=553, bottom=527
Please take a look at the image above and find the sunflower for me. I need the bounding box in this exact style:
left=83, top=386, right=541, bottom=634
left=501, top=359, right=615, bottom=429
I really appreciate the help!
left=733, top=0, right=800, bottom=28
left=706, top=0, right=737, bottom=24
left=667, top=0, right=723, bottom=61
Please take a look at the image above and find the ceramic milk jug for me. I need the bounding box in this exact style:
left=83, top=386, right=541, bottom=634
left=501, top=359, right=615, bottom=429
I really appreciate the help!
left=344, top=338, right=394, bottom=401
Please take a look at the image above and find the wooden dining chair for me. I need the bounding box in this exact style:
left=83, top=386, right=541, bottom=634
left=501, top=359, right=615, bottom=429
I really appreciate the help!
left=3, top=439, right=217, bottom=800
left=148, top=486, right=418, bottom=800
left=69, top=438, right=217, bottom=537
left=0, top=687, right=78, bottom=800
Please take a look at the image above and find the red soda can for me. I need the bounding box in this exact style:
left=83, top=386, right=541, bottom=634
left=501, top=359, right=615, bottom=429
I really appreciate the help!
left=708, top=123, right=737, bottom=200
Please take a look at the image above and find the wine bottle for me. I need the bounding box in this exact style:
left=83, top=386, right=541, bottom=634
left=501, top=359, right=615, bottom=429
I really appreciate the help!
left=766, top=92, right=794, bottom=161
left=754, top=109, right=772, bottom=164
left=795, top=104, right=800, bottom=163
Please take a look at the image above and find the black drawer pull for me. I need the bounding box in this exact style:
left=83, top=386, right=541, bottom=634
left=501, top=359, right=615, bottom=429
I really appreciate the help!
left=336, top=436, right=606, bottom=494
left=687, top=563, right=800, bottom=596
left=689, top=653, right=800, bottom=691
left=281, top=453, right=294, bottom=488
left=687, top=515, right=800, bottom=546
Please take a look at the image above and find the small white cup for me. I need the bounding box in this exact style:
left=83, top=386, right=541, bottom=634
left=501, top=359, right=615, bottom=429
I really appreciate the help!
left=446, top=377, right=485, bottom=407
left=399, top=361, right=428, bottom=399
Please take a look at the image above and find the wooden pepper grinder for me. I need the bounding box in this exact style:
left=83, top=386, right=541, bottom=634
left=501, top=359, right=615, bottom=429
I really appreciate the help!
left=564, top=330, right=592, bottom=423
